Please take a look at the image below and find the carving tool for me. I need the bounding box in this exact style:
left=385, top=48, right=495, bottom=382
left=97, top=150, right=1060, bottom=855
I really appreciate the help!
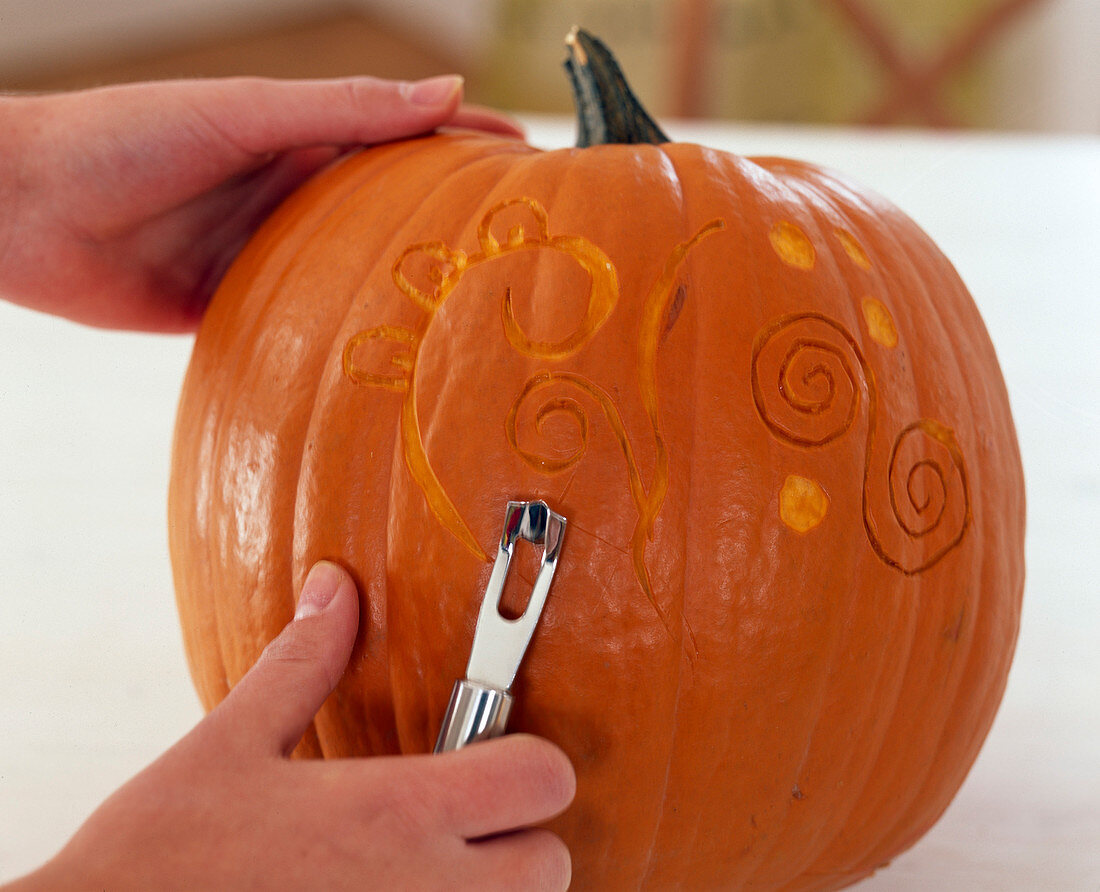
left=434, top=500, right=567, bottom=753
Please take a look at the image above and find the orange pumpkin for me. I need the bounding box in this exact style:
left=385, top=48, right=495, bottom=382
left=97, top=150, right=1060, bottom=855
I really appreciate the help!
left=169, top=31, right=1024, bottom=890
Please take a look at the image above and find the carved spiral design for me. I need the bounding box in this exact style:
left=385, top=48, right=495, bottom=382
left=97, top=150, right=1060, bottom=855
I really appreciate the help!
left=899, top=459, right=947, bottom=536
left=752, top=313, right=970, bottom=574
left=881, top=420, right=970, bottom=573
left=506, top=369, right=664, bottom=615
left=506, top=372, right=642, bottom=502
left=751, top=314, right=863, bottom=448
left=506, top=375, right=591, bottom=475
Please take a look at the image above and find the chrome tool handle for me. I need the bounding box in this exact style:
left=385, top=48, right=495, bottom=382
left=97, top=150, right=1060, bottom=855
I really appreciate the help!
left=434, top=680, right=513, bottom=753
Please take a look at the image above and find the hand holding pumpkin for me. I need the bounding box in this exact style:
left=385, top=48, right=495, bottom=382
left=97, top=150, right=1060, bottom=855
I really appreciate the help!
left=0, top=75, right=521, bottom=332
left=8, top=562, right=574, bottom=891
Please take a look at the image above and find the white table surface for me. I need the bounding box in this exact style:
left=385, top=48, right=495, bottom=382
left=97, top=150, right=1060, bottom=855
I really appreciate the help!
left=2, top=117, right=1098, bottom=889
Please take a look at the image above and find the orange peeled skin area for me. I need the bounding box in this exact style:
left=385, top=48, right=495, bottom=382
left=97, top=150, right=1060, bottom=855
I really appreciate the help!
left=169, top=130, right=1024, bottom=890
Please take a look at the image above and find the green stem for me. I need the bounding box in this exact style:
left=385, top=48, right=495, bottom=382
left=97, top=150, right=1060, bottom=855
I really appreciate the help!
left=564, top=27, right=670, bottom=148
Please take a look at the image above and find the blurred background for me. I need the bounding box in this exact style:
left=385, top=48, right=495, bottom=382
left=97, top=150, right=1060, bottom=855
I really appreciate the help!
left=0, top=0, right=1096, bottom=132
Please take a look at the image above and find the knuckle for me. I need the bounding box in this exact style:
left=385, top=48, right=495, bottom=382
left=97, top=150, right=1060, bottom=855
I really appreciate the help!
left=512, top=737, right=576, bottom=810
left=259, top=633, right=339, bottom=692
left=366, top=768, right=446, bottom=840
left=340, top=76, right=385, bottom=112
left=180, top=93, right=259, bottom=161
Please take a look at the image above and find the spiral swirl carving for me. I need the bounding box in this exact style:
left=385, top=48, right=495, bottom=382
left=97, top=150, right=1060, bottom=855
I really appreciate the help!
left=504, top=368, right=668, bottom=621
left=506, top=373, right=595, bottom=475
left=752, top=313, right=970, bottom=575
left=752, top=315, right=863, bottom=448
left=506, top=369, right=649, bottom=497
left=883, top=420, right=970, bottom=572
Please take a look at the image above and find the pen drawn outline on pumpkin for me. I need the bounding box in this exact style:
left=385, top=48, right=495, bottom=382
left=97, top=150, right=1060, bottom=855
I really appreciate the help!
left=343, top=196, right=725, bottom=602
left=751, top=222, right=971, bottom=574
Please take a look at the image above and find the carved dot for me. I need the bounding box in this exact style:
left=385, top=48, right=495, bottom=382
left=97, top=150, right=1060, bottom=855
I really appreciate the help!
left=835, top=228, right=871, bottom=270
left=769, top=221, right=816, bottom=271
left=862, top=297, right=899, bottom=348
left=780, top=475, right=829, bottom=533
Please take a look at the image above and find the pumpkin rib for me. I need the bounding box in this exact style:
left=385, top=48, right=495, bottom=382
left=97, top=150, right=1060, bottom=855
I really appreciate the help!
left=218, top=138, right=501, bottom=750
left=867, top=193, right=983, bottom=811
left=765, top=158, right=928, bottom=884
left=643, top=144, right=698, bottom=642
left=634, top=142, right=695, bottom=887
left=775, top=193, right=891, bottom=879
left=724, top=154, right=809, bottom=884
left=939, top=251, right=1024, bottom=747
left=196, top=140, right=441, bottom=710
left=393, top=144, right=570, bottom=748
left=789, top=569, right=921, bottom=878
left=848, top=226, right=994, bottom=868
left=719, top=161, right=792, bottom=885
left=552, top=144, right=696, bottom=886
left=303, top=140, right=537, bottom=753
left=808, top=277, right=930, bottom=874
left=226, top=192, right=376, bottom=756
left=739, top=161, right=972, bottom=884
left=386, top=141, right=546, bottom=568
left=738, top=167, right=891, bottom=886
left=290, top=257, right=377, bottom=758
left=761, top=173, right=919, bottom=882
left=672, top=145, right=765, bottom=882
left=291, top=144, right=449, bottom=753
left=705, top=152, right=792, bottom=888
left=172, top=209, right=299, bottom=706
left=698, top=150, right=781, bottom=884
left=218, top=151, right=409, bottom=680
left=788, top=173, right=981, bottom=876
left=184, top=159, right=370, bottom=708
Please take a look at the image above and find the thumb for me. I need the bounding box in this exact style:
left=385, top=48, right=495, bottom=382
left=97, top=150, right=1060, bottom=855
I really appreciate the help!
left=212, top=561, right=360, bottom=757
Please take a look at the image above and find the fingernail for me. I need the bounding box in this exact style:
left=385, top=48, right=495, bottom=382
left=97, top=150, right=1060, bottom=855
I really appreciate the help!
left=405, top=75, right=463, bottom=107
left=294, top=561, right=343, bottom=621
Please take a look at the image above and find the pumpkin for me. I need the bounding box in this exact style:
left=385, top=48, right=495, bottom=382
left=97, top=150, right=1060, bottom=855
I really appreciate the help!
left=169, top=30, right=1024, bottom=890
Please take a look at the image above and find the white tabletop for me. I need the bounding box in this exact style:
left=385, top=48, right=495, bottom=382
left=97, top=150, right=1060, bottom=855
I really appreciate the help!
left=2, top=118, right=1098, bottom=888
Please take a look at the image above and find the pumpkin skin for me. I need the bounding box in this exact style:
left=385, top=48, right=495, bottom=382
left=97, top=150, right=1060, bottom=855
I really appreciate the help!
left=168, top=128, right=1024, bottom=889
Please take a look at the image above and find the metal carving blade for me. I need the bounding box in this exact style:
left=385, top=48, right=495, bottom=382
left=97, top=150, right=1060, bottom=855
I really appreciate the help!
left=434, top=500, right=567, bottom=753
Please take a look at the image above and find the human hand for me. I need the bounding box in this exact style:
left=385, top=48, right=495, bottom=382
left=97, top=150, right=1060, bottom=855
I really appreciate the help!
left=10, top=562, right=574, bottom=891
left=0, top=76, right=521, bottom=332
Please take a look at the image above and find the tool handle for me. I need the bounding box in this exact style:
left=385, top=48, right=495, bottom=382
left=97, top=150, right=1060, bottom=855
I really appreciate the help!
left=433, top=680, right=513, bottom=753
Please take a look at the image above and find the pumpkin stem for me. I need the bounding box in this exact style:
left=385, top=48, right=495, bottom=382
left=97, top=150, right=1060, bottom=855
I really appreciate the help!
left=564, top=27, right=670, bottom=147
